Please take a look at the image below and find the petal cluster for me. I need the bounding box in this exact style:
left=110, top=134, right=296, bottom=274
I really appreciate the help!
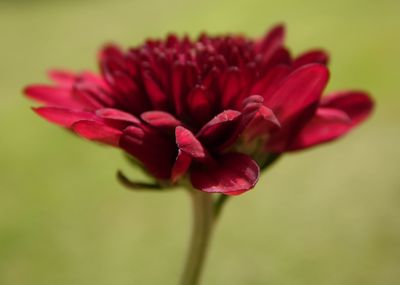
left=24, top=25, right=373, bottom=195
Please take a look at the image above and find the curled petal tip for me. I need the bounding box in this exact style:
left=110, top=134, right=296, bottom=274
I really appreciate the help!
left=191, top=153, right=260, bottom=195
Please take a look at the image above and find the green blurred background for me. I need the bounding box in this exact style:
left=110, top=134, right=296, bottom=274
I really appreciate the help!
left=0, top=0, right=399, bottom=284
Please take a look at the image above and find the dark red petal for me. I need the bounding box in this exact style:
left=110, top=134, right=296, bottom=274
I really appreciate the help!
left=120, top=125, right=177, bottom=180
left=321, top=91, right=374, bottom=126
left=98, top=44, right=129, bottom=84
left=141, top=111, right=181, bottom=130
left=287, top=107, right=352, bottom=150
left=256, top=24, right=285, bottom=60
left=266, top=64, right=329, bottom=122
left=143, top=72, right=168, bottom=110
left=250, top=65, right=291, bottom=100
left=208, top=96, right=278, bottom=150
left=175, top=126, right=208, bottom=160
left=197, top=110, right=242, bottom=150
left=105, top=70, right=138, bottom=95
left=33, top=107, right=97, bottom=127
left=187, top=85, right=213, bottom=126
left=172, top=63, right=185, bottom=115
left=241, top=97, right=281, bottom=142
left=221, top=67, right=241, bottom=109
left=171, top=150, right=192, bottom=183
left=72, top=120, right=122, bottom=146
left=190, top=153, right=260, bottom=195
left=96, top=108, right=140, bottom=124
left=100, top=65, right=150, bottom=115
left=235, top=95, right=281, bottom=141
left=73, top=81, right=114, bottom=109
left=262, top=47, right=292, bottom=70
left=99, top=44, right=124, bottom=62
left=79, top=71, right=110, bottom=90
left=293, top=50, right=329, bottom=68
left=24, top=85, right=81, bottom=108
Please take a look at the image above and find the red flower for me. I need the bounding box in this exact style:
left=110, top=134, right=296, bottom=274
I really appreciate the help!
left=24, top=25, right=373, bottom=195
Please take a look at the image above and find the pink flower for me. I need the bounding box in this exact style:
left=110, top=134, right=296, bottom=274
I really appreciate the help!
left=24, top=25, right=373, bottom=195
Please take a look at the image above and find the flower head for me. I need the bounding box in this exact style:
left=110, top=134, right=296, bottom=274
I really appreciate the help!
left=24, top=25, right=373, bottom=195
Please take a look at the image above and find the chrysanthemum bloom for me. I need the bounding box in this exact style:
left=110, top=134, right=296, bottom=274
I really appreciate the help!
left=24, top=25, right=373, bottom=195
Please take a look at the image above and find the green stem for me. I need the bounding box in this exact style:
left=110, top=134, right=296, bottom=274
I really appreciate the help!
left=214, top=194, right=229, bottom=218
left=179, top=189, right=215, bottom=285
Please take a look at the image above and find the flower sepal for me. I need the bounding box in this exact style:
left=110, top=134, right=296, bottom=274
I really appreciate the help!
left=116, top=170, right=163, bottom=191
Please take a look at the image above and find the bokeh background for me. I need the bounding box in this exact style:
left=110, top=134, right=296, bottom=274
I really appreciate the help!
left=1, top=0, right=399, bottom=284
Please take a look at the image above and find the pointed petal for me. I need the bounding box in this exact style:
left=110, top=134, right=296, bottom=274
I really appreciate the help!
left=79, top=71, right=110, bottom=90
left=321, top=91, right=374, bottom=126
left=72, top=120, right=122, bottom=146
left=277, top=91, right=373, bottom=152
left=73, top=81, right=114, bottom=109
left=99, top=44, right=124, bottom=62
left=175, top=126, right=208, bottom=160
left=33, top=107, right=97, bottom=127
left=266, top=64, right=330, bottom=122
left=190, top=153, right=260, bottom=195
left=96, top=108, right=140, bottom=124
left=262, top=47, right=292, bottom=69
left=141, top=111, right=181, bottom=130
left=120, top=125, right=177, bottom=180
left=24, top=85, right=81, bottom=108
left=256, top=24, right=285, bottom=59
left=287, top=107, right=352, bottom=150
left=48, top=70, right=76, bottom=86
left=293, top=50, right=329, bottom=68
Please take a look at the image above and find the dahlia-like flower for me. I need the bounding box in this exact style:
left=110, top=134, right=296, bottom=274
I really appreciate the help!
left=24, top=25, right=373, bottom=195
